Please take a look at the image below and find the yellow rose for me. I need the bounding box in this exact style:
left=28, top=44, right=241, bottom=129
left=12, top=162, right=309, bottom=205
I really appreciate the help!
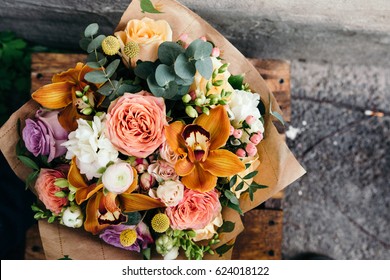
left=190, top=57, right=234, bottom=100
left=230, top=156, right=260, bottom=198
left=115, top=17, right=172, bottom=67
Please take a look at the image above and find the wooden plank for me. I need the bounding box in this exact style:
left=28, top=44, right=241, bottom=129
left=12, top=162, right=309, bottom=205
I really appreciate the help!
left=232, top=209, right=283, bottom=260
left=27, top=53, right=289, bottom=260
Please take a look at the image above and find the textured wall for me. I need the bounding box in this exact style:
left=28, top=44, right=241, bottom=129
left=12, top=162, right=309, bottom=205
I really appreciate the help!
left=1, top=0, right=390, bottom=65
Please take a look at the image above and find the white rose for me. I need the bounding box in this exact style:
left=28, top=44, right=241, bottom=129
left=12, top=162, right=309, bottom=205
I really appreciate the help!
left=193, top=212, right=223, bottom=242
left=150, top=180, right=184, bottom=207
left=61, top=205, right=84, bottom=228
left=102, top=162, right=135, bottom=194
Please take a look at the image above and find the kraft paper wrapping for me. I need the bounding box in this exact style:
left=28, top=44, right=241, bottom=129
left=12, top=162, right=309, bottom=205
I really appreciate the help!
left=0, top=0, right=306, bottom=260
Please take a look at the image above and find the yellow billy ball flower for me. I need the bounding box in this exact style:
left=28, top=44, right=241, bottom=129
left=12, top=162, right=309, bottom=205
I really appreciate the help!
left=123, top=41, right=140, bottom=59
left=151, top=213, right=170, bottom=233
left=101, top=36, right=120, bottom=56
left=119, top=229, right=137, bottom=247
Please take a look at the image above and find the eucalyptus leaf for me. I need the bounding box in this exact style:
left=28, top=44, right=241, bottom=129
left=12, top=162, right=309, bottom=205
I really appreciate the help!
left=97, top=81, right=115, bottom=96
left=163, top=81, right=179, bottom=99
left=87, top=35, right=106, bottom=53
left=79, top=37, right=92, bottom=51
left=174, top=53, right=196, bottom=80
left=117, top=83, right=142, bottom=96
left=84, top=23, right=99, bottom=37
left=158, top=42, right=184, bottom=65
left=195, top=57, right=213, bottom=79
left=175, top=75, right=193, bottom=86
left=84, top=70, right=108, bottom=83
left=176, top=85, right=190, bottom=98
left=125, top=212, right=142, bottom=225
left=87, top=52, right=105, bottom=63
left=86, top=61, right=102, bottom=69
left=105, top=59, right=120, bottom=79
left=134, top=61, right=157, bottom=80
left=147, top=74, right=167, bottom=97
left=155, top=64, right=176, bottom=86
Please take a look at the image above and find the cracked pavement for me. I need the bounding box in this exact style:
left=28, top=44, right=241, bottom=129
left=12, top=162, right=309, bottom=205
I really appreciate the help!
left=282, top=60, right=390, bottom=259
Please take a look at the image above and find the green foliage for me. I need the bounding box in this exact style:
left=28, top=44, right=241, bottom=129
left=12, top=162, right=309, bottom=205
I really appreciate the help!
left=79, top=23, right=141, bottom=101
left=218, top=221, right=235, bottom=233
left=140, top=0, right=162, bottom=14
left=0, top=32, right=31, bottom=125
left=135, top=39, right=213, bottom=100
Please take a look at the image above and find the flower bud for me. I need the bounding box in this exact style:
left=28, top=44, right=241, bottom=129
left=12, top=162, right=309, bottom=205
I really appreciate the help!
left=250, top=132, right=263, bottom=145
left=101, top=35, right=120, bottom=56
left=245, top=142, right=257, bottom=157
left=75, top=90, right=83, bottom=98
left=245, top=115, right=256, bottom=125
left=211, top=47, right=220, bottom=57
left=82, top=95, right=89, bottom=103
left=185, top=106, right=198, bottom=118
left=140, top=172, right=156, bottom=192
left=102, top=162, right=135, bottom=194
left=61, top=205, right=84, bottom=228
left=199, top=36, right=207, bottom=42
left=202, top=107, right=210, bottom=115
left=233, top=129, right=243, bottom=139
left=182, top=94, right=191, bottom=103
left=235, top=148, right=246, bottom=157
left=81, top=107, right=93, bottom=115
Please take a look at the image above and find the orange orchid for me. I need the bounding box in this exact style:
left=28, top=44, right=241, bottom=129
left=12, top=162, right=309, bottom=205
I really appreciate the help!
left=68, top=158, right=164, bottom=235
left=165, top=105, right=245, bottom=192
left=31, top=63, right=104, bottom=131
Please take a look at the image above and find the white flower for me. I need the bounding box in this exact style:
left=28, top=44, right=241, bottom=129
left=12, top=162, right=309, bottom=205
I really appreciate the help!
left=228, top=90, right=265, bottom=143
left=163, top=246, right=180, bottom=260
left=62, top=114, right=118, bottom=180
left=149, top=180, right=184, bottom=207
left=61, top=205, right=84, bottom=228
left=192, top=212, right=223, bottom=242
left=102, top=162, right=135, bottom=194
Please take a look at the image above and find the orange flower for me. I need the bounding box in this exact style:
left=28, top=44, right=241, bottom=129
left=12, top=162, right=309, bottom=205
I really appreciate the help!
left=165, top=105, right=245, bottom=192
left=68, top=158, right=164, bottom=234
left=31, top=63, right=103, bottom=131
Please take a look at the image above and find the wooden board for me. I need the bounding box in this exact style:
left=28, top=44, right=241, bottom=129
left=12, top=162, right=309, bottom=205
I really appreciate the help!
left=26, top=53, right=290, bottom=260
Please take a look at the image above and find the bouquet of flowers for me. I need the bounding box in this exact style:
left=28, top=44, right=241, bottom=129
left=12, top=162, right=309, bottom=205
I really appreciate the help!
left=0, top=0, right=305, bottom=260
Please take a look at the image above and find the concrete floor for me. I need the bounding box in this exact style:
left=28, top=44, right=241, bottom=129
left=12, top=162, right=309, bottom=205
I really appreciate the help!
left=282, top=60, right=390, bottom=260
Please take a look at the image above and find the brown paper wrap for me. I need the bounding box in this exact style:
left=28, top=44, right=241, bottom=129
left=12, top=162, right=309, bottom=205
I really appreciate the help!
left=0, top=0, right=305, bottom=259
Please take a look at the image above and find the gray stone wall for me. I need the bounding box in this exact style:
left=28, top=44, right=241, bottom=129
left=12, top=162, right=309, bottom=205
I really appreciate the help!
left=1, top=0, right=390, bottom=66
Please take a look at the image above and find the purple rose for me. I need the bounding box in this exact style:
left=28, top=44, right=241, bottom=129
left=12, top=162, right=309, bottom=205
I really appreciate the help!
left=99, top=222, right=153, bottom=252
left=22, top=109, right=68, bottom=162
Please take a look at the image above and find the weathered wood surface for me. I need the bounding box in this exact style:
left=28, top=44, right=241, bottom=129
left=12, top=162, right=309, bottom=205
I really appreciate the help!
left=26, top=53, right=290, bottom=260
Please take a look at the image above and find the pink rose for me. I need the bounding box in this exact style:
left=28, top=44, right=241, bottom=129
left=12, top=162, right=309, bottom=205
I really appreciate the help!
left=166, top=189, right=221, bottom=230
left=148, top=160, right=178, bottom=182
left=35, top=168, right=68, bottom=214
left=159, top=141, right=179, bottom=166
left=105, top=92, right=167, bottom=158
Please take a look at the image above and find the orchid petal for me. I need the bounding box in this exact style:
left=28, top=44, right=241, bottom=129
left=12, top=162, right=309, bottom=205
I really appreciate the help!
left=52, top=62, right=83, bottom=84
left=58, top=102, right=81, bottom=132
left=68, top=157, right=88, bottom=190
left=194, top=105, right=230, bottom=150
left=120, top=193, right=164, bottom=212
left=84, top=192, right=109, bottom=235
left=164, top=121, right=186, bottom=154
left=181, top=162, right=217, bottom=192
left=31, top=82, right=73, bottom=109
left=102, top=192, right=120, bottom=213
left=200, top=149, right=245, bottom=177
left=175, top=156, right=195, bottom=176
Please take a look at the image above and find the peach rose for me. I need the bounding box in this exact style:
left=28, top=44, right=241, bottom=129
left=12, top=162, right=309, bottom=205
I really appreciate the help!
left=193, top=212, right=223, bottom=242
left=35, top=168, right=68, bottom=214
left=115, top=17, right=172, bottom=67
left=105, top=91, right=167, bottom=158
left=148, top=160, right=178, bottom=182
left=159, top=141, right=179, bottom=165
left=166, top=189, right=221, bottom=230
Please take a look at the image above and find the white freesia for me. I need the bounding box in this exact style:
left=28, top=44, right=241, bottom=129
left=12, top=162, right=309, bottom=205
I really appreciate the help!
left=228, top=90, right=265, bottom=144
left=193, top=212, right=223, bottom=242
left=102, top=162, right=135, bottom=194
left=149, top=180, right=184, bottom=207
left=61, top=205, right=84, bottom=228
left=62, top=114, right=118, bottom=180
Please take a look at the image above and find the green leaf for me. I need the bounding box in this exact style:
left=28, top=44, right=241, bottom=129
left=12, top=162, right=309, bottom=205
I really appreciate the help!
left=97, top=81, right=115, bottom=96
left=124, top=212, right=142, bottom=225
left=25, top=170, right=39, bottom=190
left=105, top=59, right=120, bottom=79
left=54, top=191, right=67, bottom=198
left=17, top=155, right=39, bottom=170
left=269, top=98, right=285, bottom=125
left=176, top=85, right=190, bottom=97
left=86, top=61, right=102, bottom=69
left=87, top=35, right=106, bottom=53
left=155, top=64, right=176, bottom=86
left=229, top=175, right=237, bottom=188
left=31, top=204, right=42, bottom=212
left=54, top=178, right=69, bottom=188
left=48, top=215, right=56, bottom=223
left=250, top=181, right=268, bottom=189
left=224, top=190, right=239, bottom=205
left=142, top=248, right=151, bottom=260
left=134, top=61, right=157, bottom=80
left=84, top=23, right=99, bottom=37
left=218, top=221, right=235, bottom=233
left=147, top=74, right=166, bottom=97
left=79, top=37, right=92, bottom=51
left=116, top=83, right=142, bottom=96
left=228, top=74, right=245, bottom=90
left=258, top=99, right=266, bottom=115
left=158, top=42, right=184, bottom=65
left=185, top=39, right=212, bottom=60
left=174, top=53, right=195, bottom=81
left=195, top=57, right=213, bottom=79
left=243, top=170, right=258, bottom=180
left=162, top=81, right=179, bottom=99
left=235, top=181, right=244, bottom=192
left=227, top=201, right=243, bottom=215
left=140, top=0, right=162, bottom=13
left=215, top=243, right=234, bottom=256
left=84, top=70, right=108, bottom=83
